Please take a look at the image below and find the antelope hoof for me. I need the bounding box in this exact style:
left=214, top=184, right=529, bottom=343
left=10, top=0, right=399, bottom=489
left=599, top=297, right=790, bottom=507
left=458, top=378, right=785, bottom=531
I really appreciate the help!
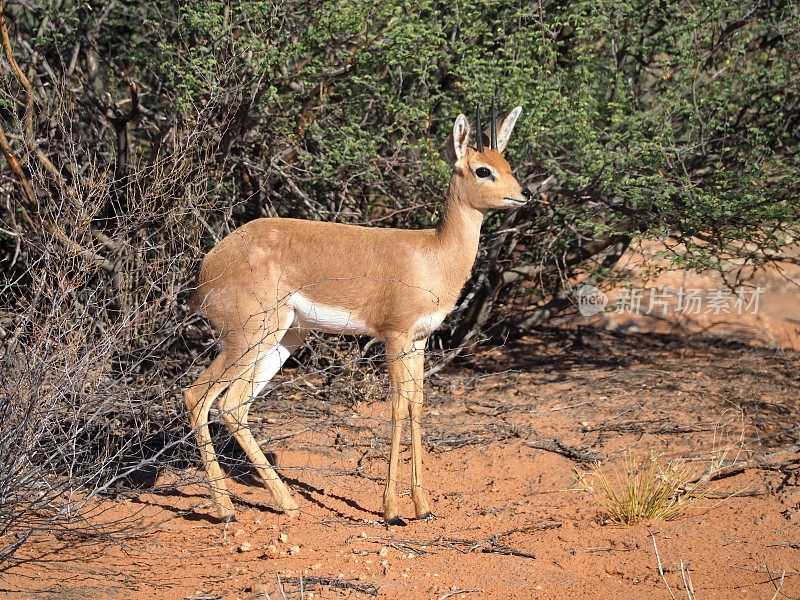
left=281, top=495, right=300, bottom=519
left=215, top=498, right=237, bottom=523
left=385, top=516, right=408, bottom=527
left=417, top=511, right=436, bottom=522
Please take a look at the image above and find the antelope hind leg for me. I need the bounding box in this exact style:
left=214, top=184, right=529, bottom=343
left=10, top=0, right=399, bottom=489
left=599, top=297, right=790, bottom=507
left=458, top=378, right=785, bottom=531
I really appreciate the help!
left=184, top=351, right=244, bottom=521
left=216, top=324, right=306, bottom=517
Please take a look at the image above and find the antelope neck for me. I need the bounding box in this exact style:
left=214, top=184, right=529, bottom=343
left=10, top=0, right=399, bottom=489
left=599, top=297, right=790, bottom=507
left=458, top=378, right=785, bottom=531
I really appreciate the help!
left=436, top=177, right=484, bottom=235
left=430, top=182, right=485, bottom=276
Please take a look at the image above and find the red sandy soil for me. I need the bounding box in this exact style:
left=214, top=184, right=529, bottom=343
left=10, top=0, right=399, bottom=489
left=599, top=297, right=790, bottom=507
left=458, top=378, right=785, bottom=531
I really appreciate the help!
left=2, top=328, right=799, bottom=600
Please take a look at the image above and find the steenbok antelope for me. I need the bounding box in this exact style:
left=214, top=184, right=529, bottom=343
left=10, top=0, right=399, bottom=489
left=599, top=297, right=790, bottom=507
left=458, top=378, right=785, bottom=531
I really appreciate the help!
left=185, top=104, right=530, bottom=524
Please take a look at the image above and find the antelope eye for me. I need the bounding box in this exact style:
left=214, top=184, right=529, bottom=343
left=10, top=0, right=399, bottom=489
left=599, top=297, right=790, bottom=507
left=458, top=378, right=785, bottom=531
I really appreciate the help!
left=475, top=167, right=492, bottom=178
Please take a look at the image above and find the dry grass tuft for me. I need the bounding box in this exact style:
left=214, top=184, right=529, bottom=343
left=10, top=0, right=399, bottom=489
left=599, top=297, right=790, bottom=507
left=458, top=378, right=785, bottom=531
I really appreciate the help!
left=580, top=453, right=710, bottom=524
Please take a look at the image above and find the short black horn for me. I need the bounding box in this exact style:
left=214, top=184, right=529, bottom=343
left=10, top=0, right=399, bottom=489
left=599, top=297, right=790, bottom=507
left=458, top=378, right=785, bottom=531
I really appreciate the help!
left=490, top=98, right=498, bottom=150
left=475, top=104, right=484, bottom=152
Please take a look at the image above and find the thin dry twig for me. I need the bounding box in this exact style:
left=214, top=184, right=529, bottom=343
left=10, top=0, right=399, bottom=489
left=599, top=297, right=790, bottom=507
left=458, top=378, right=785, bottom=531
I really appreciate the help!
left=481, top=545, right=536, bottom=559
left=766, top=540, right=800, bottom=549
left=527, top=436, right=601, bottom=464
left=764, top=564, right=787, bottom=600
left=280, top=576, right=378, bottom=597
left=680, top=561, right=696, bottom=600
left=356, top=523, right=556, bottom=560
left=693, top=442, right=800, bottom=485
left=436, top=589, right=481, bottom=600
left=651, top=533, right=677, bottom=600
left=276, top=573, right=287, bottom=600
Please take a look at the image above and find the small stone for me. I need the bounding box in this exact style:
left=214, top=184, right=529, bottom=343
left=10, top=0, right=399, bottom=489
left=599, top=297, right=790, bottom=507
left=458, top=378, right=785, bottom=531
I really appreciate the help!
left=379, top=546, right=389, bottom=557
left=360, top=531, right=368, bottom=538
left=278, top=532, right=289, bottom=543
left=289, top=545, right=301, bottom=555
left=238, top=542, right=253, bottom=553
left=406, top=552, right=414, bottom=559
left=266, top=418, right=278, bottom=424
left=234, top=528, right=245, bottom=537
left=430, top=410, right=440, bottom=416
left=311, top=563, right=322, bottom=570
left=265, top=544, right=279, bottom=558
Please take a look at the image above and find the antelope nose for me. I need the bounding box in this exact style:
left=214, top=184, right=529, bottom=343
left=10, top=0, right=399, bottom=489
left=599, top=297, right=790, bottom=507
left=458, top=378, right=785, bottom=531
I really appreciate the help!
left=521, top=187, right=532, bottom=201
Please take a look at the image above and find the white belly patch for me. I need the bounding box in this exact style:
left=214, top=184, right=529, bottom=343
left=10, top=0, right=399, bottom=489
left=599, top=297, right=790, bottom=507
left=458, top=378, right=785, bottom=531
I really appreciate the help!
left=289, top=293, right=373, bottom=335
left=412, top=310, right=449, bottom=339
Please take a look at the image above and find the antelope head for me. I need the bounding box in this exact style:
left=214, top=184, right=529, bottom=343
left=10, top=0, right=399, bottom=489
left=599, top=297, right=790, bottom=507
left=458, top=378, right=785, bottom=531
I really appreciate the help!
left=447, top=102, right=531, bottom=211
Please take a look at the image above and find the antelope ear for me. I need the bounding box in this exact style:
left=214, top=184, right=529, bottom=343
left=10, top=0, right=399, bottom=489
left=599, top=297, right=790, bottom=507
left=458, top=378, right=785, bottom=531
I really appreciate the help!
left=496, top=106, right=522, bottom=153
left=445, top=114, right=470, bottom=163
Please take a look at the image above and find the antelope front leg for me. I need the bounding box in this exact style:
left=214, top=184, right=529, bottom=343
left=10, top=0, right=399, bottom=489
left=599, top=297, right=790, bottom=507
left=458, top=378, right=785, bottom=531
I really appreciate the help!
left=383, top=338, right=413, bottom=525
left=408, top=339, right=433, bottom=519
